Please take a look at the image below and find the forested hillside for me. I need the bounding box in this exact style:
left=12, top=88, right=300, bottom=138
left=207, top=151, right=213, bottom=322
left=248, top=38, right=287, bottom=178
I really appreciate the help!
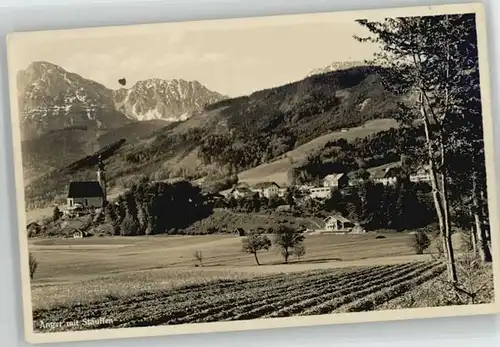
left=24, top=65, right=404, bottom=208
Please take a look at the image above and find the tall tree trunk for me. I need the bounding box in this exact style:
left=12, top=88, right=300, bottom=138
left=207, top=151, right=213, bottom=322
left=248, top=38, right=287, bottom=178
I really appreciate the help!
left=472, top=172, right=492, bottom=263
left=470, top=226, right=477, bottom=257
left=438, top=127, right=457, bottom=282
left=421, top=99, right=445, bottom=244
left=421, top=93, right=457, bottom=282
left=480, top=189, right=492, bottom=250
left=439, top=170, right=458, bottom=282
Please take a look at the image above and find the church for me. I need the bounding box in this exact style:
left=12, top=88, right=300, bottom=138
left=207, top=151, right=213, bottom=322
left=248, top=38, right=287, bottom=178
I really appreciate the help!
left=66, top=155, right=107, bottom=209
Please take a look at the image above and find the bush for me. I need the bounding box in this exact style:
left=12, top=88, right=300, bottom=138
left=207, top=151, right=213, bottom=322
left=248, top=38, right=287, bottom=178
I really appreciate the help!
left=52, top=206, right=62, bottom=221
left=411, top=231, right=431, bottom=255
left=29, top=253, right=38, bottom=280
left=292, top=243, right=306, bottom=261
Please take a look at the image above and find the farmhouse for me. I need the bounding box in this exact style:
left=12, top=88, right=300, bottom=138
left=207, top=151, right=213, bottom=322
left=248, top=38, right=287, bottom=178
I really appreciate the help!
left=66, top=155, right=107, bottom=210
left=298, top=184, right=314, bottom=193
left=233, top=228, right=246, bottom=236
left=309, top=187, right=333, bottom=199
left=252, top=182, right=280, bottom=199
left=372, top=166, right=402, bottom=186
left=324, top=215, right=356, bottom=232
left=278, top=187, right=288, bottom=198
left=73, top=230, right=85, bottom=239
left=410, top=166, right=432, bottom=183
left=323, top=173, right=349, bottom=189
left=228, top=187, right=255, bottom=199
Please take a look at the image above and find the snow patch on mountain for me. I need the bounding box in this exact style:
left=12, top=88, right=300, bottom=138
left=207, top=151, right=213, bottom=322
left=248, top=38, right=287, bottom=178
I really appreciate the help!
left=113, top=78, right=226, bottom=122
left=307, top=61, right=366, bottom=77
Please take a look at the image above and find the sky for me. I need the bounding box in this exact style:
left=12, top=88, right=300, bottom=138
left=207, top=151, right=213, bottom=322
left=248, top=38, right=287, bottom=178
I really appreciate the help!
left=7, top=12, right=381, bottom=97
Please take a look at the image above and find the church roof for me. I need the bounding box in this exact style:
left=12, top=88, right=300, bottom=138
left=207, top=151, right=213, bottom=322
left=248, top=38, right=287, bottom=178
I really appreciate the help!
left=67, top=181, right=104, bottom=198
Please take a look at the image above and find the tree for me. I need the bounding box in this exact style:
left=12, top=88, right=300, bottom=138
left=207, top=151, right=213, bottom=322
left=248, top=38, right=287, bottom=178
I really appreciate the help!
left=273, top=224, right=305, bottom=263
left=52, top=205, right=62, bottom=222
left=411, top=231, right=431, bottom=255
left=356, top=14, right=482, bottom=281
left=292, top=243, right=306, bottom=262
left=242, top=233, right=272, bottom=265
left=29, top=252, right=38, bottom=280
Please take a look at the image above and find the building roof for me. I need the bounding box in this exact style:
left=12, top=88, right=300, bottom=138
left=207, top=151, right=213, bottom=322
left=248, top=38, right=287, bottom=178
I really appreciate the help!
left=373, top=166, right=402, bottom=179
left=231, top=187, right=254, bottom=194
left=67, top=181, right=104, bottom=198
left=325, top=214, right=352, bottom=223
left=253, top=182, right=280, bottom=189
left=324, top=173, right=345, bottom=181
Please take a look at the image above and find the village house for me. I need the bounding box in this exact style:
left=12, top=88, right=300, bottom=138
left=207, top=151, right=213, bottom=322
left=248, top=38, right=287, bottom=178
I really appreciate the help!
left=278, top=187, right=288, bottom=198
left=372, top=166, right=402, bottom=186
left=298, top=184, right=314, bottom=193
left=323, top=173, right=349, bottom=189
left=324, top=215, right=361, bottom=233
left=348, top=178, right=365, bottom=186
left=66, top=155, right=107, bottom=210
left=73, top=230, right=86, bottom=239
left=251, top=182, right=281, bottom=199
left=309, top=187, right=333, bottom=199
left=410, top=166, right=432, bottom=183
left=228, top=186, right=255, bottom=199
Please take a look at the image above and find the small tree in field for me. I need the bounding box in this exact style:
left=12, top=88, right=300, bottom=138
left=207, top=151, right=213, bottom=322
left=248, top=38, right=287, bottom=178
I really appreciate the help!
left=242, top=233, right=272, bottom=265
left=292, top=243, right=306, bottom=262
left=29, top=252, right=38, bottom=280
left=273, top=224, right=305, bottom=264
left=193, top=250, right=203, bottom=267
left=411, top=231, right=431, bottom=255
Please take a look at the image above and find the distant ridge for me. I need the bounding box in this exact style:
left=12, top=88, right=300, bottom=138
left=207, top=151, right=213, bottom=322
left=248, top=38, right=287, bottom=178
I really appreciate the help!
left=306, top=61, right=366, bottom=77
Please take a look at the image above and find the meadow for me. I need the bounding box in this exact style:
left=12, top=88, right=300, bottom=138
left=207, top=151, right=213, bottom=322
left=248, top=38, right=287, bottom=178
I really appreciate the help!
left=30, top=233, right=434, bottom=309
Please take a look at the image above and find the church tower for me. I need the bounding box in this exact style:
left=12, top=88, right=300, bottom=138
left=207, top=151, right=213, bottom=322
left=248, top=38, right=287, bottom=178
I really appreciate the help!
left=97, top=154, right=107, bottom=203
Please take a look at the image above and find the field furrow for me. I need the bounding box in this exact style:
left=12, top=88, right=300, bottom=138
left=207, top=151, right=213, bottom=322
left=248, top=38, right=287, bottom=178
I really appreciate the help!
left=33, top=261, right=445, bottom=332
left=300, top=263, right=441, bottom=315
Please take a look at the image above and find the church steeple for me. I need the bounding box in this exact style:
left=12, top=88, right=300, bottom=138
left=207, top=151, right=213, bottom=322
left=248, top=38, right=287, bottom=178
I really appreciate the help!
left=97, top=154, right=107, bottom=203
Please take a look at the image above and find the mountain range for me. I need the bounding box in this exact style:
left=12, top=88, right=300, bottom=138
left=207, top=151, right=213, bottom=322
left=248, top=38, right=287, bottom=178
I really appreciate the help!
left=23, top=62, right=404, bottom=210
left=16, top=61, right=227, bottom=140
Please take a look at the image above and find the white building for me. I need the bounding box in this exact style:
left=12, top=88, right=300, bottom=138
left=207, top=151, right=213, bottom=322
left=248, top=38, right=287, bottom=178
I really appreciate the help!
left=372, top=166, right=401, bottom=186
left=410, top=166, right=432, bottom=183
left=309, top=187, right=333, bottom=199
left=323, top=173, right=349, bottom=189
left=252, top=182, right=281, bottom=199
left=278, top=187, right=288, bottom=198
left=228, top=187, right=255, bottom=199
left=324, top=215, right=365, bottom=233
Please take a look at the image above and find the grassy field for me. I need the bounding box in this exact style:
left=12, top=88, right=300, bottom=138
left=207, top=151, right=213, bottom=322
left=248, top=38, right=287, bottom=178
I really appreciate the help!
left=238, top=118, right=399, bottom=186
left=29, top=232, right=446, bottom=309
left=27, top=231, right=485, bottom=332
